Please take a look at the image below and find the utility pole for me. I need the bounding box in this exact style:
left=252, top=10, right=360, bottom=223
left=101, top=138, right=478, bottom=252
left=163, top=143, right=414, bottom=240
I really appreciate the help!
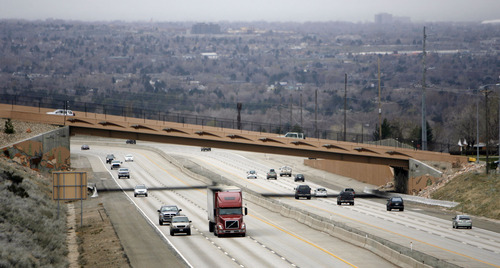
left=278, top=98, right=282, bottom=132
left=315, top=89, right=318, bottom=138
left=421, top=26, right=428, bottom=151
left=476, top=88, right=479, bottom=164
left=300, top=93, right=303, bottom=131
left=378, top=58, right=382, bottom=141
left=344, top=73, right=347, bottom=141
left=237, top=102, right=242, bottom=130
left=289, top=94, right=292, bottom=131
left=485, top=90, right=490, bottom=174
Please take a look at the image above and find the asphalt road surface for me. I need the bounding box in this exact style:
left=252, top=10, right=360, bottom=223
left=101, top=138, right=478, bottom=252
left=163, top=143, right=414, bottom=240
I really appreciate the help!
left=72, top=137, right=500, bottom=268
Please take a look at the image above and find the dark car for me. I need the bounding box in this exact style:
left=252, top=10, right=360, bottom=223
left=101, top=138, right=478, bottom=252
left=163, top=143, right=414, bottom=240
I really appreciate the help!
left=294, top=185, right=311, bottom=199
left=81, top=144, right=90, bottom=150
left=201, top=147, right=211, bottom=151
left=342, top=188, right=355, bottom=197
left=157, top=205, right=182, bottom=225
left=105, top=154, right=115, bottom=164
left=387, top=197, right=404, bottom=211
left=337, top=190, right=354, bottom=205
left=294, top=174, right=305, bottom=182
left=126, top=139, right=136, bottom=144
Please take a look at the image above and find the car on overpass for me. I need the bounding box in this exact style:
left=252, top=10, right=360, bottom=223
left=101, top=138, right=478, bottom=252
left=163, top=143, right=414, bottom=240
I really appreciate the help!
left=46, top=109, right=75, bottom=116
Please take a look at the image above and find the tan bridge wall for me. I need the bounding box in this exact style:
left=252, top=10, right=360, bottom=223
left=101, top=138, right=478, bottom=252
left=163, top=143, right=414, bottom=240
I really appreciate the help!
left=304, top=159, right=393, bottom=187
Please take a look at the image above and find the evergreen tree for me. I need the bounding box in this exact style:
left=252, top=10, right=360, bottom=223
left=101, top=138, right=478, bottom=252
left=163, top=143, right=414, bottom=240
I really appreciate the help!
left=372, top=118, right=392, bottom=141
left=4, top=119, right=15, bottom=134
left=409, top=121, right=434, bottom=147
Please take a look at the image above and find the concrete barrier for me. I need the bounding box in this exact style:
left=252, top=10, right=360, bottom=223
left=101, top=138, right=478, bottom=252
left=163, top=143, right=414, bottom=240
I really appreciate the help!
left=366, top=188, right=459, bottom=208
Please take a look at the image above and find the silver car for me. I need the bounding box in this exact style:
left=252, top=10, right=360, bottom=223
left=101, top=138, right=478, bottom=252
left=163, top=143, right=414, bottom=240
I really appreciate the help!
left=246, top=170, right=257, bottom=179
left=170, top=216, right=192, bottom=236
left=134, top=184, right=147, bottom=197
left=118, top=168, right=130, bottom=179
left=314, top=188, right=327, bottom=197
left=452, top=215, right=472, bottom=229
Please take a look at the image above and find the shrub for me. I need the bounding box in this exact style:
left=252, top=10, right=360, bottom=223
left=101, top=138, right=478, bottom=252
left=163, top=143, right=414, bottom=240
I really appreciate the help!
left=0, top=158, right=68, bottom=267
left=4, top=118, right=15, bottom=134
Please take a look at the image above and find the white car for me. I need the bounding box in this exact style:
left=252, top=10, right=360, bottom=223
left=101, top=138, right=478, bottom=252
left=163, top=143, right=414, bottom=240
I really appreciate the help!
left=246, top=170, right=257, bottom=179
left=110, top=160, right=122, bottom=170
left=314, top=188, right=327, bottom=197
left=124, top=154, right=134, bottom=162
left=134, top=184, right=148, bottom=197
left=46, top=109, right=75, bottom=116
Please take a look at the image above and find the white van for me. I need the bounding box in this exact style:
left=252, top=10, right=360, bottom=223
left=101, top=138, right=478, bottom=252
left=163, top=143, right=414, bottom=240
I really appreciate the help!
left=46, top=109, right=75, bottom=116
left=280, top=132, right=304, bottom=139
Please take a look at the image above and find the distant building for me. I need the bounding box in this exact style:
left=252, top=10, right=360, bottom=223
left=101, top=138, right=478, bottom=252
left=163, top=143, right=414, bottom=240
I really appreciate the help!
left=191, top=23, right=221, bottom=34
left=375, top=13, right=393, bottom=24
left=375, top=13, right=411, bottom=24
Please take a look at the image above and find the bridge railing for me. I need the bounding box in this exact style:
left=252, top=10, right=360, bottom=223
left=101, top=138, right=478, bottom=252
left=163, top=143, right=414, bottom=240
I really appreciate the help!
left=0, top=93, right=456, bottom=152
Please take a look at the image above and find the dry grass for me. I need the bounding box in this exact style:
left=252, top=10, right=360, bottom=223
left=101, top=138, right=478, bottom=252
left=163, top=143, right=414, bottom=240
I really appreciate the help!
left=75, top=200, right=130, bottom=268
left=431, top=171, right=500, bottom=219
left=0, top=157, right=68, bottom=267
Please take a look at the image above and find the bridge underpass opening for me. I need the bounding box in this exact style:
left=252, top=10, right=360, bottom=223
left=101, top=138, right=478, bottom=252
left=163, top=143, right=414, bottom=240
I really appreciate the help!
left=393, top=166, right=409, bottom=193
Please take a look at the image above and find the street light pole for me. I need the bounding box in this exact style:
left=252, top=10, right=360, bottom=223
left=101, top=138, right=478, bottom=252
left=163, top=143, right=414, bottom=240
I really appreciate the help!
left=344, top=73, right=347, bottom=141
left=421, top=26, right=428, bottom=151
left=476, top=88, right=479, bottom=163
left=485, top=89, right=490, bottom=174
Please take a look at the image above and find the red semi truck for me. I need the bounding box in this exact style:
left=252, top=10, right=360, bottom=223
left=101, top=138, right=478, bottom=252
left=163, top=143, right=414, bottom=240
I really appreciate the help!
left=207, top=186, right=247, bottom=237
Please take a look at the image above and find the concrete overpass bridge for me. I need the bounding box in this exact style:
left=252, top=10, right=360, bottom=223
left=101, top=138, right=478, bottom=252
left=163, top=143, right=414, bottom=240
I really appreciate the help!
left=0, top=104, right=466, bottom=193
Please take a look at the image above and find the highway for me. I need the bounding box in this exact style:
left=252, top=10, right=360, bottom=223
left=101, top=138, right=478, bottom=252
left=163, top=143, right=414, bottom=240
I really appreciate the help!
left=71, top=138, right=500, bottom=268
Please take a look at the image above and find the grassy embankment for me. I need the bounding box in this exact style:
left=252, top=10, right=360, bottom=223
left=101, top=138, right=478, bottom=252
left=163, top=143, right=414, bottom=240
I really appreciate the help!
left=0, top=157, right=68, bottom=267
left=431, top=169, right=500, bottom=220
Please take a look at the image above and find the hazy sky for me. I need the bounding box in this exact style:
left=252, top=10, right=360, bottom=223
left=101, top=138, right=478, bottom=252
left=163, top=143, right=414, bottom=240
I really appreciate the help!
left=1, top=0, right=499, bottom=23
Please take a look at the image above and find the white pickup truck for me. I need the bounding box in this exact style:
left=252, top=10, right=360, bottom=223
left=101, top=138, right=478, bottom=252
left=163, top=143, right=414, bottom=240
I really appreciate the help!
left=279, top=166, right=292, bottom=177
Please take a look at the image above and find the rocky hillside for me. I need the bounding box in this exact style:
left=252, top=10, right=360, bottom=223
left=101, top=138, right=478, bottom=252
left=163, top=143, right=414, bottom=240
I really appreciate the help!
left=0, top=119, right=59, bottom=148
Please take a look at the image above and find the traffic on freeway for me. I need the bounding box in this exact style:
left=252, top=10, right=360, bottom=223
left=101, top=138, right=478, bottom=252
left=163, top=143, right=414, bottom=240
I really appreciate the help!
left=72, top=138, right=500, bottom=268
